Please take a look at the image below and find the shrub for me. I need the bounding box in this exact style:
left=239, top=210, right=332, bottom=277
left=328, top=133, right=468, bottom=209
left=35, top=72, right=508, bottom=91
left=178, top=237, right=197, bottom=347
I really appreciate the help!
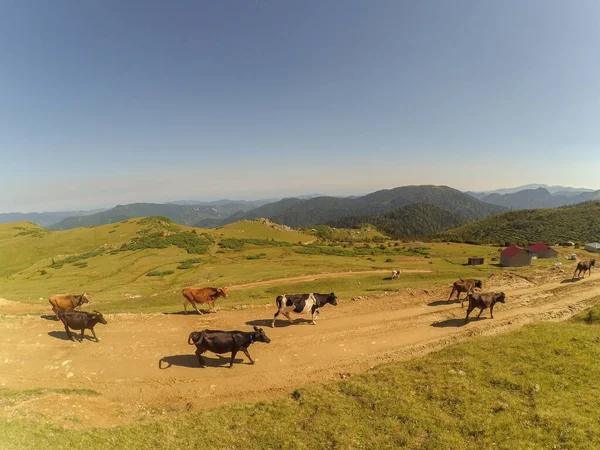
left=246, top=253, right=267, bottom=260
left=146, top=270, right=175, bottom=277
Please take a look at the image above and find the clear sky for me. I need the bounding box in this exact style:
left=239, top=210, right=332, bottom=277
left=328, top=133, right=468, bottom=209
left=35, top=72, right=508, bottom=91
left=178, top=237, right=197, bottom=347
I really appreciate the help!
left=1, top=0, right=599, bottom=212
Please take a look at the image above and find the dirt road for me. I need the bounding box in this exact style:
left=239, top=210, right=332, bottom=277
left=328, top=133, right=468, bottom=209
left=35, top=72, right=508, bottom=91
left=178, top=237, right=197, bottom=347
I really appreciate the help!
left=0, top=272, right=599, bottom=429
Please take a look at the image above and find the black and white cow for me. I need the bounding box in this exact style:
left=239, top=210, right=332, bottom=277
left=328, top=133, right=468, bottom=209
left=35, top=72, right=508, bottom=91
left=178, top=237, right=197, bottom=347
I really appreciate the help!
left=271, top=292, right=337, bottom=327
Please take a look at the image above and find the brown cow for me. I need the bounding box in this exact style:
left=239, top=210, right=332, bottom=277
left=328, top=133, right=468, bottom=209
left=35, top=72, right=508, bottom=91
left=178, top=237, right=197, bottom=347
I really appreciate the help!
left=49, top=293, right=90, bottom=315
left=573, top=259, right=596, bottom=279
left=182, top=287, right=228, bottom=314
left=447, top=279, right=483, bottom=307
left=465, top=292, right=506, bottom=324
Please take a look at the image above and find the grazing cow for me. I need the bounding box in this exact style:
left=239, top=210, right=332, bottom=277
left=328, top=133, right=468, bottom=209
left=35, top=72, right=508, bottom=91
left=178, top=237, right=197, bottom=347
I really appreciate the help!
left=573, top=259, right=596, bottom=279
left=188, top=326, right=271, bottom=368
left=56, top=309, right=107, bottom=342
left=181, top=287, right=228, bottom=314
left=49, top=293, right=90, bottom=315
left=271, top=292, right=337, bottom=328
left=447, top=279, right=483, bottom=307
left=464, top=292, right=506, bottom=324
left=391, top=269, right=401, bottom=279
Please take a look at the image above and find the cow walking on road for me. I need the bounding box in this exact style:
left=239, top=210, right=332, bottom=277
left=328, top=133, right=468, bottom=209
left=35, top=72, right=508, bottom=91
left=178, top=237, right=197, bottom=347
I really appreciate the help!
left=188, top=327, right=271, bottom=368
left=271, top=292, right=337, bottom=327
left=464, top=292, right=506, bottom=324
left=56, top=309, right=107, bottom=342
left=573, top=259, right=596, bottom=279
left=448, top=279, right=483, bottom=307
left=49, top=293, right=90, bottom=315
left=181, top=287, right=228, bottom=314
left=391, top=269, right=401, bottom=280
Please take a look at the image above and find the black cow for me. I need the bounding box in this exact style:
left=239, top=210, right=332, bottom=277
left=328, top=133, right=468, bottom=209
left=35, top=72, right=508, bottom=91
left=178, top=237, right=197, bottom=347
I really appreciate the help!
left=56, top=310, right=107, bottom=342
left=573, top=259, right=596, bottom=279
left=271, top=292, right=337, bottom=327
left=188, top=326, right=271, bottom=368
left=465, top=292, right=506, bottom=324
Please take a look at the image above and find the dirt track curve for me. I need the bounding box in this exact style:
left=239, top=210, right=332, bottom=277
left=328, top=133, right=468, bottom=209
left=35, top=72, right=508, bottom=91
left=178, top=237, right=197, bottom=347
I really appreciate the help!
left=0, top=271, right=599, bottom=428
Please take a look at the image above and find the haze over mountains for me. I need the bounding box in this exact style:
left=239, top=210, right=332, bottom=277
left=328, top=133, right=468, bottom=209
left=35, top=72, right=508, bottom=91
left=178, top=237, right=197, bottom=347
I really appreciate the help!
left=1, top=184, right=597, bottom=235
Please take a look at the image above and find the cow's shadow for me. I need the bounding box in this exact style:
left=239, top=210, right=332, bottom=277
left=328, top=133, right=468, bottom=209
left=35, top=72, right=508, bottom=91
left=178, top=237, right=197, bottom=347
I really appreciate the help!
left=163, top=311, right=212, bottom=316
left=246, top=318, right=312, bottom=328
left=159, top=354, right=245, bottom=369
left=428, top=299, right=460, bottom=307
left=40, top=314, right=59, bottom=321
left=431, top=318, right=472, bottom=328
left=561, top=278, right=581, bottom=284
left=47, top=331, right=97, bottom=342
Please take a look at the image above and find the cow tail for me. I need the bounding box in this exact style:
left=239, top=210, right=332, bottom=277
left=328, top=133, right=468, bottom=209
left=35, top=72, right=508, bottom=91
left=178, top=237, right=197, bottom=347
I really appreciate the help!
left=275, top=295, right=284, bottom=310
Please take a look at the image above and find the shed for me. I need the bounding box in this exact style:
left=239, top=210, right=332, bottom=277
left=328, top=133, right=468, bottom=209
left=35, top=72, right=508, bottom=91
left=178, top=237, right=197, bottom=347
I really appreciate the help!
left=585, top=242, right=600, bottom=253
left=500, top=245, right=532, bottom=267
left=468, top=257, right=484, bottom=265
left=526, top=242, right=558, bottom=259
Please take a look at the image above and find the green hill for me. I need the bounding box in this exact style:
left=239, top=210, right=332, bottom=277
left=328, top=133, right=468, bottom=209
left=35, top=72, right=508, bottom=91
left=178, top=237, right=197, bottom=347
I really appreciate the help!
left=437, top=201, right=600, bottom=245
left=328, top=203, right=469, bottom=240
left=212, top=185, right=505, bottom=228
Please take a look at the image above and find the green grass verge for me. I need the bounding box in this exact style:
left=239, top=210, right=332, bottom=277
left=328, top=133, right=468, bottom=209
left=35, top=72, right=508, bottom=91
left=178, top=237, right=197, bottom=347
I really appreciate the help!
left=3, top=305, right=600, bottom=449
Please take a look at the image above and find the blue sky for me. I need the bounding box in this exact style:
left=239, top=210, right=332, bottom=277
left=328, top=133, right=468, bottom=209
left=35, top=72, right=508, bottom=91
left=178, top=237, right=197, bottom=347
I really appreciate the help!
left=1, top=0, right=599, bottom=212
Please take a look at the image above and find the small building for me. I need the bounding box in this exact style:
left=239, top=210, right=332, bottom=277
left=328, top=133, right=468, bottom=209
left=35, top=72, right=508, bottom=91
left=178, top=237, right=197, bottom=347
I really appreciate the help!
left=526, top=242, right=558, bottom=259
left=468, top=257, right=484, bottom=265
left=500, top=245, right=532, bottom=267
left=585, top=242, right=600, bottom=253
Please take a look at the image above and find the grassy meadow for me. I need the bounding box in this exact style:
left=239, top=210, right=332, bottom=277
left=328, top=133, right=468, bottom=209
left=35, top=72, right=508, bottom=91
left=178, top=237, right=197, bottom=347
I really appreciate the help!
left=2, top=301, right=600, bottom=449
left=0, top=217, right=590, bottom=314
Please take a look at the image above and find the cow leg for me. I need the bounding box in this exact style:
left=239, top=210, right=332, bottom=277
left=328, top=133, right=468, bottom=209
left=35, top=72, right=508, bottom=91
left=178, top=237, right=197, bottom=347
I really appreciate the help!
left=90, top=327, right=99, bottom=342
left=490, top=304, right=495, bottom=319
left=476, top=308, right=484, bottom=319
left=195, top=346, right=207, bottom=367
left=311, top=309, right=320, bottom=325
left=242, top=348, right=255, bottom=365
left=272, top=310, right=281, bottom=328
left=283, top=312, right=293, bottom=324
left=183, top=299, right=189, bottom=314
left=229, top=350, right=238, bottom=368
left=465, top=306, right=474, bottom=324
left=64, top=325, right=76, bottom=342
left=210, top=301, right=216, bottom=313
left=191, top=302, right=203, bottom=315
left=447, top=288, right=455, bottom=303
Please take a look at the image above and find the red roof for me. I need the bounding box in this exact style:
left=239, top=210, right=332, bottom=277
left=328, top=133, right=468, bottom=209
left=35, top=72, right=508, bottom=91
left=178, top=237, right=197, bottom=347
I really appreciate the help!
left=502, top=245, right=525, bottom=258
left=526, top=242, right=551, bottom=253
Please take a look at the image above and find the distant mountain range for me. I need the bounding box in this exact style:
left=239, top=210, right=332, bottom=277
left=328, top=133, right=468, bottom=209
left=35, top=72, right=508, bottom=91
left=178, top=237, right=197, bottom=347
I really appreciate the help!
left=3, top=183, right=598, bottom=233
left=47, top=200, right=270, bottom=230
left=467, top=184, right=595, bottom=197
left=197, top=185, right=505, bottom=229
left=0, top=209, right=107, bottom=228
left=469, top=187, right=600, bottom=210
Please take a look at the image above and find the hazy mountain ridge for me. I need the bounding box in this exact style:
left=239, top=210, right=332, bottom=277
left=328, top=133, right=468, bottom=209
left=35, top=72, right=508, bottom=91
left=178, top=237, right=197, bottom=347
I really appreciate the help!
left=474, top=187, right=600, bottom=210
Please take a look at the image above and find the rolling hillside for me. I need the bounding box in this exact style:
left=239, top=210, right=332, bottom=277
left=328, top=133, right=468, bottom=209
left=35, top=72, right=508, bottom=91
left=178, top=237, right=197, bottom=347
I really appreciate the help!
left=327, top=203, right=469, bottom=240
left=206, top=185, right=505, bottom=228
left=49, top=200, right=268, bottom=230
left=437, top=201, right=600, bottom=245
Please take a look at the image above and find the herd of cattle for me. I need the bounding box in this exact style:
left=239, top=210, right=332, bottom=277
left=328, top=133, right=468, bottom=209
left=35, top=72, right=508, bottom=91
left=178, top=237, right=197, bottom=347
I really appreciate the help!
left=46, top=258, right=596, bottom=368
